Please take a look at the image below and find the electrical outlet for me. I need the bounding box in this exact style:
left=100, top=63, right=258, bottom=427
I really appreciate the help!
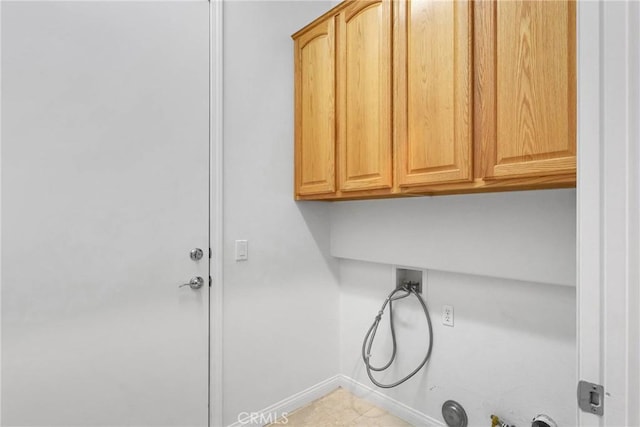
left=442, top=305, right=454, bottom=327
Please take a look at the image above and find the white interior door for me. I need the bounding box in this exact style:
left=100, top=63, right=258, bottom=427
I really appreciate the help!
left=1, top=2, right=210, bottom=426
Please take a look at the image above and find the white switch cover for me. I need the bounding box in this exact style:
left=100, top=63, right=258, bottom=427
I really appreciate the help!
left=442, top=305, right=454, bottom=327
left=235, top=240, right=248, bottom=261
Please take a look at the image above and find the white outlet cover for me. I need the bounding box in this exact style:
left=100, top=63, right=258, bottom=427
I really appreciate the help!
left=442, top=304, right=454, bottom=327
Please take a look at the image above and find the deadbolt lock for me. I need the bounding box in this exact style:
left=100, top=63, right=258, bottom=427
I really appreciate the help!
left=190, top=248, right=204, bottom=261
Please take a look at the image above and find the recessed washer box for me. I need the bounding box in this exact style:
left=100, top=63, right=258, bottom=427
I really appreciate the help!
left=392, top=265, right=426, bottom=294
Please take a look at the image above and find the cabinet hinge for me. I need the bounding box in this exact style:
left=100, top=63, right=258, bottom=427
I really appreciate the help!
left=209, top=248, right=212, bottom=259
left=209, top=276, right=212, bottom=287
left=578, top=380, right=604, bottom=416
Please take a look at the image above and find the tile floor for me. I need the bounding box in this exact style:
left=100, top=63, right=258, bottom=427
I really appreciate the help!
left=269, top=388, right=412, bottom=426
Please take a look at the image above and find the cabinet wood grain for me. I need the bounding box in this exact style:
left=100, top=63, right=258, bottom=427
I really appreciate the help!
left=337, top=0, right=393, bottom=192
left=294, top=18, right=336, bottom=196
left=475, top=0, right=576, bottom=179
left=395, top=0, right=472, bottom=187
left=292, top=0, right=577, bottom=201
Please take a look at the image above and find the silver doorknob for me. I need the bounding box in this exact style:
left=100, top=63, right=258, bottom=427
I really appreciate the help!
left=190, top=248, right=204, bottom=261
left=179, top=276, right=204, bottom=290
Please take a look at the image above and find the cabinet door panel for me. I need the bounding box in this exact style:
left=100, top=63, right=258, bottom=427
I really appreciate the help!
left=476, top=0, right=576, bottom=179
left=396, top=0, right=472, bottom=187
left=295, top=19, right=336, bottom=196
left=338, top=0, right=392, bottom=192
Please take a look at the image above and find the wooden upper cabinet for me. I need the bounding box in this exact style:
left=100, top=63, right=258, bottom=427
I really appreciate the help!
left=292, top=0, right=576, bottom=200
left=396, top=0, right=472, bottom=187
left=294, top=18, right=336, bottom=196
left=337, top=0, right=393, bottom=192
left=476, top=0, right=577, bottom=180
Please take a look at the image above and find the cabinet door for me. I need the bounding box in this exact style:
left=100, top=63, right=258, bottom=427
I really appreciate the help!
left=476, top=0, right=576, bottom=179
left=337, top=0, right=392, bottom=192
left=294, top=18, right=336, bottom=196
left=396, top=0, right=472, bottom=187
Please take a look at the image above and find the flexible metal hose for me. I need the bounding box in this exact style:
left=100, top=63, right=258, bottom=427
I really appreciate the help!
left=362, top=284, right=434, bottom=388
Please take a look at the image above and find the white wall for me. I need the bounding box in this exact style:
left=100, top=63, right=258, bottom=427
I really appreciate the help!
left=331, top=189, right=576, bottom=287
left=222, top=2, right=340, bottom=425
left=340, top=259, right=576, bottom=426
left=332, top=189, right=577, bottom=425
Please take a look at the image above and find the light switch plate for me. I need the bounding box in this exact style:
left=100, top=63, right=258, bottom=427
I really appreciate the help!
left=235, top=240, right=248, bottom=261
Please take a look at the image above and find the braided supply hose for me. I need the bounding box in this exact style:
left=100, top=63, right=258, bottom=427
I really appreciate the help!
left=362, top=283, right=434, bottom=388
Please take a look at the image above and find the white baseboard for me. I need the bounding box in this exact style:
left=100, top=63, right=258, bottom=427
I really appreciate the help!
left=225, top=374, right=443, bottom=427
left=337, top=375, right=445, bottom=427
left=226, top=375, right=342, bottom=427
